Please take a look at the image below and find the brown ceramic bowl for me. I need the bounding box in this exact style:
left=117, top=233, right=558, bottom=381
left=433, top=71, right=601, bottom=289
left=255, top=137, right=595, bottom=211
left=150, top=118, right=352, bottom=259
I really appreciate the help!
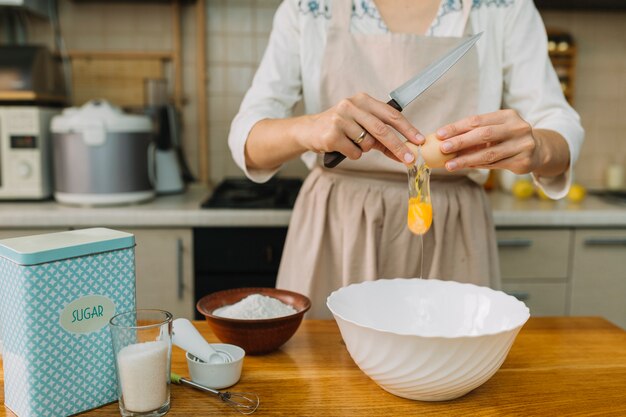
left=196, top=287, right=311, bottom=355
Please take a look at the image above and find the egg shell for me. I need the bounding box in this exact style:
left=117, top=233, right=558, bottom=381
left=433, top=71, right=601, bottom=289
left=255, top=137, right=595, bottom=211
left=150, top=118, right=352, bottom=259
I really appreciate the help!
left=406, top=133, right=456, bottom=168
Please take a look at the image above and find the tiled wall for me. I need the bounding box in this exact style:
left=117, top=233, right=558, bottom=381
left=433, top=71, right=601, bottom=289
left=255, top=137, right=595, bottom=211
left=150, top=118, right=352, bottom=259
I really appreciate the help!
left=206, top=0, right=307, bottom=180
left=542, top=11, right=626, bottom=188
left=24, top=2, right=626, bottom=187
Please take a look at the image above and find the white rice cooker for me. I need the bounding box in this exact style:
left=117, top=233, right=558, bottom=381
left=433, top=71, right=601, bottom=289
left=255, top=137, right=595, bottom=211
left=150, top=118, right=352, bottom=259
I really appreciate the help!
left=51, top=100, right=155, bottom=206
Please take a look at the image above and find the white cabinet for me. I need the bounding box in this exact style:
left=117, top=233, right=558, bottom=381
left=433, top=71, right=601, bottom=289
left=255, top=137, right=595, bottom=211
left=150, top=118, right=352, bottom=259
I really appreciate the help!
left=500, top=282, right=568, bottom=316
left=498, top=227, right=626, bottom=329
left=497, top=229, right=572, bottom=316
left=0, top=227, right=195, bottom=320
left=121, top=228, right=195, bottom=319
left=571, top=229, right=626, bottom=329
left=0, top=229, right=67, bottom=239
left=497, top=229, right=571, bottom=280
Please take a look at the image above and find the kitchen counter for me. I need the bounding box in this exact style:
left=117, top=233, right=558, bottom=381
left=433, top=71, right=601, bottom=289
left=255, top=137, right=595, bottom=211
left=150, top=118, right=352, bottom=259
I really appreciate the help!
left=1, top=318, right=625, bottom=416
left=487, top=190, right=626, bottom=227
left=0, top=185, right=291, bottom=228
left=1, top=183, right=626, bottom=228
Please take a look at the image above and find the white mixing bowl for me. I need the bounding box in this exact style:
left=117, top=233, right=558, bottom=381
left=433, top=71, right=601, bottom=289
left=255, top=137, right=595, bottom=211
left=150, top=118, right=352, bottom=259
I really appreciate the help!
left=326, top=278, right=530, bottom=401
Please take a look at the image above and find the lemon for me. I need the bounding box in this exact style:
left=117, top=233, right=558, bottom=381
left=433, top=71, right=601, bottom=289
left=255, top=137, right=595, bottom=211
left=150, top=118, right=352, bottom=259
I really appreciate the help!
left=568, top=183, right=586, bottom=203
left=536, top=187, right=551, bottom=200
left=512, top=179, right=534, bottom=199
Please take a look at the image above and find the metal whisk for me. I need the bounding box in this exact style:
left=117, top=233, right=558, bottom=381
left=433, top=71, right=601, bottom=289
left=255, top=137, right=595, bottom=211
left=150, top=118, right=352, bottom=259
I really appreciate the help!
left=171, top=373, right=259, bottom=415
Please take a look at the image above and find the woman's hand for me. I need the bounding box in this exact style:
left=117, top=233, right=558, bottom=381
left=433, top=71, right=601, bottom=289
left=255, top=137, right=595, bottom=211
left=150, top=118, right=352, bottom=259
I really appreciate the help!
left=435, top=109, right=569, bottom=177
left=298, top=93, right=423, bottom=164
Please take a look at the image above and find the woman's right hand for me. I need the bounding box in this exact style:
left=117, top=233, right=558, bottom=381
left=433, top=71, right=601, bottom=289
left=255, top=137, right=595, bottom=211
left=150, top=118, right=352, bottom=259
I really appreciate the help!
left=297, top=93, right=424, bottom=164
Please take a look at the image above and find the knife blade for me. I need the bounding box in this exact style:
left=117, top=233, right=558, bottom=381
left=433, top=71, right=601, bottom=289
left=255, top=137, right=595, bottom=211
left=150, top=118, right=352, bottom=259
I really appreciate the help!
left=324, top=32, right=483, bottom=169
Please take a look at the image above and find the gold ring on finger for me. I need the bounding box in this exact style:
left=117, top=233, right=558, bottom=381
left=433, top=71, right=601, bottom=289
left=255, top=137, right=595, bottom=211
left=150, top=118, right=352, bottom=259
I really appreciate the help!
left=353, top=130, right=366, bottom=145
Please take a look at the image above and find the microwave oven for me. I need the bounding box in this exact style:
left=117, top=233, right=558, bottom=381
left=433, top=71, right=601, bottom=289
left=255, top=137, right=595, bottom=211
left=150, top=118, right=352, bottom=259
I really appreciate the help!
left=0, top=106, right=59, bottom=200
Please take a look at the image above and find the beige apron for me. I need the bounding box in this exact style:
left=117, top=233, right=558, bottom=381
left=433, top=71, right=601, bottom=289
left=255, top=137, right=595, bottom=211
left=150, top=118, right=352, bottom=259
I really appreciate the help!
left=276, top=0, right=500, bottom=318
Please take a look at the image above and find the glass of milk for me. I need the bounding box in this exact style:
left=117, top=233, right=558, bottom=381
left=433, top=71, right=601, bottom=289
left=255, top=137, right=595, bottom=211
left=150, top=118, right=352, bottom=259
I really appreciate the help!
left=109, top=309, right=173, bottom=417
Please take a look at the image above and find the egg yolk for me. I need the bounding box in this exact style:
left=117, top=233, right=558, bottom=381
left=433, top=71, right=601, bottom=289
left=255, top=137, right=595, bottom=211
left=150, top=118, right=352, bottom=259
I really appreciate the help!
left=407, top=197, right=433, bottom=235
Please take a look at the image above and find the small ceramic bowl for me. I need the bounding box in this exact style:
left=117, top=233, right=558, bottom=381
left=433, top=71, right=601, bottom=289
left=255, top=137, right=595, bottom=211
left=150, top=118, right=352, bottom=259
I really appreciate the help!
left=186, top=343, right=245, bottom=389
left=196, top=287, right=311, bottom=355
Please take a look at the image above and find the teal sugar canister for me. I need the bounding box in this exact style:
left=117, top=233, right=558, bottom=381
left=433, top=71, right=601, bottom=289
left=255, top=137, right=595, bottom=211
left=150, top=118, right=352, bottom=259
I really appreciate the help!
left=0, top=228, right=136, bottom=417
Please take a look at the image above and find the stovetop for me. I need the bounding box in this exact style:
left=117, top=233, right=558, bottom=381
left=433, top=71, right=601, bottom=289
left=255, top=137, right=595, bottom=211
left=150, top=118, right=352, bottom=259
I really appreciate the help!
left=590, top=190, right=626, bottom=206
left=201, top=177, right=303, bottom=209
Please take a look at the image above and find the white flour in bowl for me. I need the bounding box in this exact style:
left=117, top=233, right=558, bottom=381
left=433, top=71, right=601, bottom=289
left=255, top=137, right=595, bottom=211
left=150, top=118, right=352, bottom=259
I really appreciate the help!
left=213, top=294, right=297, bottom=319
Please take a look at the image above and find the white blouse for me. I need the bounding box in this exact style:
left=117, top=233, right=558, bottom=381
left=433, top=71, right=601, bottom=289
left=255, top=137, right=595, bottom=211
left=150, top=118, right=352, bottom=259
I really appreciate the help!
left=228, top=0, right=584, bottom=199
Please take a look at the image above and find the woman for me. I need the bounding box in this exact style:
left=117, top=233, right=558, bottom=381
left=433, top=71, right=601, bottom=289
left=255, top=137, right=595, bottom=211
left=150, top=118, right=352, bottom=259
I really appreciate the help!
left=229, top=0, right=584, bottom=318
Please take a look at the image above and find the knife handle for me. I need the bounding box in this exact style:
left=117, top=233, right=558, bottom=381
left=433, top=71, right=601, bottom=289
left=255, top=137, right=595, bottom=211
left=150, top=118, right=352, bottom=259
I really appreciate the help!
left=323, top=152, right=345, bottom=168
left=323, top=99, right=403, bottom=168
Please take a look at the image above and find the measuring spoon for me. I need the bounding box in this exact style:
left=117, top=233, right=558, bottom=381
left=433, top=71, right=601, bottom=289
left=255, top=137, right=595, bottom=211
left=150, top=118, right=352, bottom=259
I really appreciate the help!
left=172, top=318, right=233, bottom=364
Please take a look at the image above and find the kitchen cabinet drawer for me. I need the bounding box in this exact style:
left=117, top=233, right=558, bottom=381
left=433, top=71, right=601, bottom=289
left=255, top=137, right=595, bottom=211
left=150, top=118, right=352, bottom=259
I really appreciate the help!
left=194, top=227, right=287, bottom=273
left=502, top=282, right=567, bottom=316
left=571, top=229, right=626, bottom=329
left=496, top=229, right=572, bottom=280
left=122, top=228, right=195, bottom=319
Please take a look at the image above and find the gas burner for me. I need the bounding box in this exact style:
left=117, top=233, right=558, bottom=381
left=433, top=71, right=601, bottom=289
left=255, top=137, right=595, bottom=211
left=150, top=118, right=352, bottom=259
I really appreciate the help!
left=590, top=190, right=626, bottom=206
left=201, top=177, right=303, bottom=209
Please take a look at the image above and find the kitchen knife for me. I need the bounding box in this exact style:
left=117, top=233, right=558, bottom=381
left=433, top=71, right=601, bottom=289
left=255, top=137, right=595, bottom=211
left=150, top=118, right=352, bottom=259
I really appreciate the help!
left=323, top=32, right=483, bottom=168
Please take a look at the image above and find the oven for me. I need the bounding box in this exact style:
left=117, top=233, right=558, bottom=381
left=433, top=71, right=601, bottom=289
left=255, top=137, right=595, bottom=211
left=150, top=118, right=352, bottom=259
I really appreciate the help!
left=193, top=177, right=302, bottom=318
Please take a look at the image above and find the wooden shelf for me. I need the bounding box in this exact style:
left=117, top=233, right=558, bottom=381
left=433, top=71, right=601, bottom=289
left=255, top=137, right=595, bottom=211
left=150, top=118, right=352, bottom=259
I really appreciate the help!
left=0, top=91, right=67, bottom=105
left=546, top=29, right=577, bottom=105
left=63, top=50, right=173, bottom=60
left=547, top=47, right=577, bottom=58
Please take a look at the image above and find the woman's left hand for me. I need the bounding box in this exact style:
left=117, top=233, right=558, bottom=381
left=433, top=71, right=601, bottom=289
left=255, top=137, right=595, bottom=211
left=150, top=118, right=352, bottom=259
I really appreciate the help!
left=435, top=109, right=544, bottom=175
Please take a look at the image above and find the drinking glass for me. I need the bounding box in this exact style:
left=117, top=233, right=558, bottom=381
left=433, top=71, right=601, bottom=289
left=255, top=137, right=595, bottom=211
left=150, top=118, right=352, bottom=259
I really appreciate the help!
left=109, top=309, right=173, bottom=417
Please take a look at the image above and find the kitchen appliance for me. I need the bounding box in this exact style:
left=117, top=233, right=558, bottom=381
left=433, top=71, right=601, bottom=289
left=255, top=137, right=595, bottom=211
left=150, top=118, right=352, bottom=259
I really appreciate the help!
left=201, top=177, right=302, bottom=209
left=0, top=45, right=67, bottom=104
left=51, top=100, right=156, bottom=206
left=195, top=177, right=303, bottom=318
left=145, top=105, right=186, bottom=194
left=590, top=190, right=626, bottom=205
left=143, top=78, right=193, bottom=195
left=0, top=0, right=51, bottom=18
left=324, top=32, right=483, bottom=168
left=0, top=46, right=66, bottom=200
left=0, top=228, right=136, bottom=417
left=0, top=106, right=58, bottom=199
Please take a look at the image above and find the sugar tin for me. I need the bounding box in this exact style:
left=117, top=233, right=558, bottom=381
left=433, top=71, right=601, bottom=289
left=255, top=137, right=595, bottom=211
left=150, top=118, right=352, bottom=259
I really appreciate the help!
left=0, top=228, right=136, bottom=417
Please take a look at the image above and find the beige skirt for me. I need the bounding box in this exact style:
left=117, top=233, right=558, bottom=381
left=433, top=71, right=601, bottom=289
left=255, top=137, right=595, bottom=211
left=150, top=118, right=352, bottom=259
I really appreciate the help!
left=276, top=167, right=501, bottom=319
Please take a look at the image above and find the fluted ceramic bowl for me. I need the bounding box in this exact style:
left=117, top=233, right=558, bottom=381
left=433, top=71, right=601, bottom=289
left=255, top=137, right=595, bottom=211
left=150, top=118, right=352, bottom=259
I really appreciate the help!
left=326, top=278, right=529, bottom=401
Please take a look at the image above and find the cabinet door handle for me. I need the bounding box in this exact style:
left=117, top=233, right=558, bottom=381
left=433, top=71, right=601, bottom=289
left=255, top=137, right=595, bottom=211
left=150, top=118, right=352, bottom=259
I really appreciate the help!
left=497, top=239, right=533, bottom=248
left=584, top=238, right=626, bottom=247
left=177, top=238, right=184, bottom=300
left=507, top=291, right=530, bottom=302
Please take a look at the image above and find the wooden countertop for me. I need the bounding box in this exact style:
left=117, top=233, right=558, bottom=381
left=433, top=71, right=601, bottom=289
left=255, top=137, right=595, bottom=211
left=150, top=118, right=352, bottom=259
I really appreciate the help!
left=2, top=318, right=626, bottom=416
